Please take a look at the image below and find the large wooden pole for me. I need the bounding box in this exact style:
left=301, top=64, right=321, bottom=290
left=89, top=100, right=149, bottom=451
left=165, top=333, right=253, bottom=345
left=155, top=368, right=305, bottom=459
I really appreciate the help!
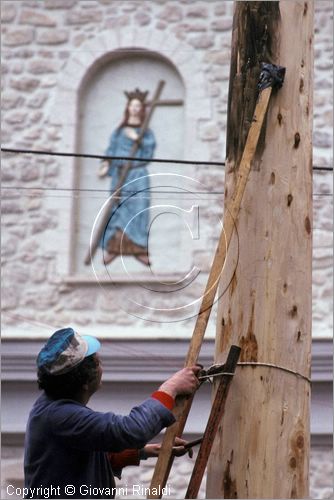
left=206, top=2, right=313, bottom=499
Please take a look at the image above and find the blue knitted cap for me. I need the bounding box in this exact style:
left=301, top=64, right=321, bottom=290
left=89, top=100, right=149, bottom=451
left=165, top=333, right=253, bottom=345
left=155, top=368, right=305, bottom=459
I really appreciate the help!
left=37, top=327, right=101, bottom=375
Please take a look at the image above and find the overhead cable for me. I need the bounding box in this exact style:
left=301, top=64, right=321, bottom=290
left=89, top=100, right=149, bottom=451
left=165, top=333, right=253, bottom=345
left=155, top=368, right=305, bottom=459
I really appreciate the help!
left=1, top=147, right=333, bottom=171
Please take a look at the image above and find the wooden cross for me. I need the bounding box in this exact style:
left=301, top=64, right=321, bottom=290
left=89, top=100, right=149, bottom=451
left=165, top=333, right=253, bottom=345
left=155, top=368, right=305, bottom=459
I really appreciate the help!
left=147, top=98, right=183, bottom=107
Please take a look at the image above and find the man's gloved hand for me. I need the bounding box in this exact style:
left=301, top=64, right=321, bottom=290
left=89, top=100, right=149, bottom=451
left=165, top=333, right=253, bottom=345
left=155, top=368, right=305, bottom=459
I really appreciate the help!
left=158, top=366, right=201, bottom=398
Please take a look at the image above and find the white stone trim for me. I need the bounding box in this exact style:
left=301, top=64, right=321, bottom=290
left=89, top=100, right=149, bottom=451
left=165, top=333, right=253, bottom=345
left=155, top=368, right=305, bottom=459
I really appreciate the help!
left=2, top=338, right=332, bottom=382
left=1, top=339, right=332, bottom=440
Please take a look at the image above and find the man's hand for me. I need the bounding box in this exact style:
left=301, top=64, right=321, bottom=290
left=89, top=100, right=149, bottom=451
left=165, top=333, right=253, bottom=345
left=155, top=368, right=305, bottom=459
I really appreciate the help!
left=158, top=366, right=201, bottom=399
left=142, top=437, right=194, bottom=459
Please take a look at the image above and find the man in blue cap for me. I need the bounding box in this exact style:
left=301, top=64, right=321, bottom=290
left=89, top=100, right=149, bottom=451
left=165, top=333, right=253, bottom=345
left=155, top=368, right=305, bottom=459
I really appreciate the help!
left=24, top=328, right=200, bottom=499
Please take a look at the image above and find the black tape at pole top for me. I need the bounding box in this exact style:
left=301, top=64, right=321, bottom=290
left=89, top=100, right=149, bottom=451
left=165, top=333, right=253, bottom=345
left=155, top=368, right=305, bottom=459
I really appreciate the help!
left=258, top=62, right=286, bottom=90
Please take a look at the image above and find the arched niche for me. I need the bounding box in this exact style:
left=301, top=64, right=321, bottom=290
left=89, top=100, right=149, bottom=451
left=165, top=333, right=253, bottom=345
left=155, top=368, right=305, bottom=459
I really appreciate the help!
left=49, top=29, right=212, bottom=282
left=72, top=49, right=196, bottom=277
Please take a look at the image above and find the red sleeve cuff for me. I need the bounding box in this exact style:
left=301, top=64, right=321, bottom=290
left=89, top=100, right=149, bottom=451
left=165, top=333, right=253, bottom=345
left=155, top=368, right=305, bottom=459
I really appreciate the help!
left=107, top=449, right=140, bottom=469
left=151, top=390, right=175, bottom=410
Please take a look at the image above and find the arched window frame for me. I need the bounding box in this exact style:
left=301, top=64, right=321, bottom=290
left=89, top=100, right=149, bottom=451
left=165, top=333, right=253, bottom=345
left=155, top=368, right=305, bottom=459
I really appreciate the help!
left=49, top=29, right=212, bottom=283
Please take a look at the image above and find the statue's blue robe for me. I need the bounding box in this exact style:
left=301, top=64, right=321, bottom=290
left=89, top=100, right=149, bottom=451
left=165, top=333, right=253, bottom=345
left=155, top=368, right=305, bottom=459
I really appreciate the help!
left=101, top=126, right=156, bottom=251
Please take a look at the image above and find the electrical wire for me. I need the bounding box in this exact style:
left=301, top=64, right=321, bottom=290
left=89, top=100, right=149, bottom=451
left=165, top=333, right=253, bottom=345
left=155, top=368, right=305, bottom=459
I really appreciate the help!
left=313, top=166, right=333, bottom=172
left=0, top=185, right=225, bottom=196
left=1, top=185, right=331, bottom=199
left=1, top=147, right=226, bottom=167
left=1, top=147, right=333, bottom=172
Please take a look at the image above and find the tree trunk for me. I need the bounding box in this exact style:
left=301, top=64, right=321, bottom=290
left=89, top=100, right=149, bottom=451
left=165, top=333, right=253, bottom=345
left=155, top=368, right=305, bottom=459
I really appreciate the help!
left=206, top=1, right=313, bottom=498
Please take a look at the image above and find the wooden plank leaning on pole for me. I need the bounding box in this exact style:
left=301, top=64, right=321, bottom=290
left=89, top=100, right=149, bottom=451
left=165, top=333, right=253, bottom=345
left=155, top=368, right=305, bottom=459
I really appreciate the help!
left=84, top=80, right=165, bottom=266
left=147, top=63, right=285, bottom=499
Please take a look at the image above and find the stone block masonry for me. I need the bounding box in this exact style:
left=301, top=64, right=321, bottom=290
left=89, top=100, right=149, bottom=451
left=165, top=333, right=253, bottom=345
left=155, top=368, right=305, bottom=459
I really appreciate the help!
left=1, top=0, right=332, bottom=337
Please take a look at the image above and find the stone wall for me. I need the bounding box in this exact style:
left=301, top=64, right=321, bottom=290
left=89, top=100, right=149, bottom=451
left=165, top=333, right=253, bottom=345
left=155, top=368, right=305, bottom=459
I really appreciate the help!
left=1, top=0, right=332, bottom=338
left=312, top=1, right=333, bottom=340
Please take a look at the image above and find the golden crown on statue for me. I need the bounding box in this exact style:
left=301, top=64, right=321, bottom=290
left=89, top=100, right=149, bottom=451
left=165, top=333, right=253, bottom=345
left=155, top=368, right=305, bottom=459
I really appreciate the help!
left=124, top=88, right=149, bottom=102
